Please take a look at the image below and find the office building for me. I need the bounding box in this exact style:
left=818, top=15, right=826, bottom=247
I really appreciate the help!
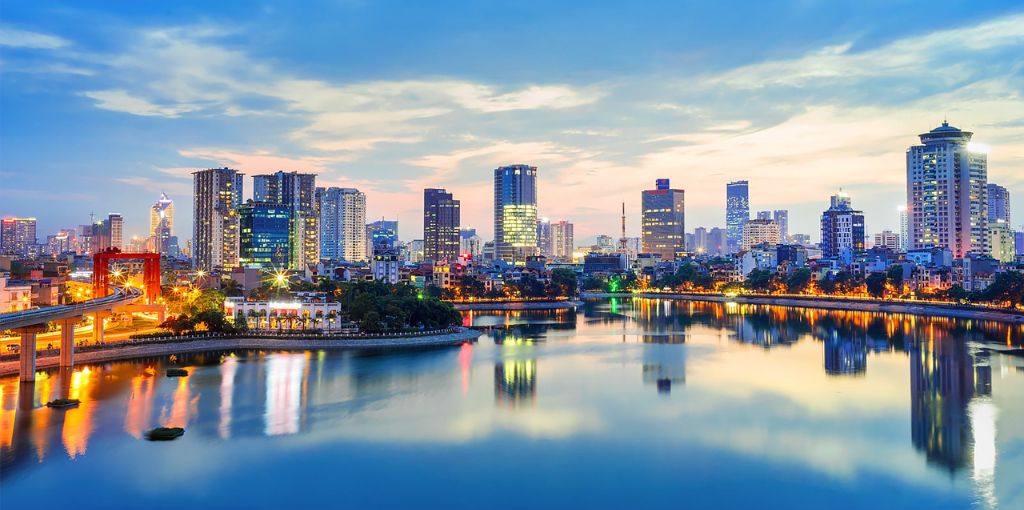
left=423, top=188, right=461, bottom=262
left=1, top=217, right=37, bottom=257
left=906, top=121, right=989, bottom=257
left=987, top=183, right=1010, bottom=224
left=756, top=211, right=771, bottom=220
left=193, top=167, right=243, bottom=271
left=318, top=187, right=366, bottom=262
left=460, top=228, right=482, bottom=259
left=726, top=181, right=750, bottom=253
left=238, top=200, right=292, bottom=268
left=899, top=205, right=910, bottom=254
left=252, top=171, right=319, bottom=269
left=537, top=217, right=552, bottom=256
left=494, top=164, right=539, bottom=263
left=821, top=192, right=865, bottom=259
left=773, top=210, right=789, bottom=242
left=741, top=219, right=780, bottom=251
left=107, top=213, right=123, bottom=250
left=366, top=220, right=399, bottom=257
left=550, top=220, right=574, bottom=261
left=641, top=179, right=686, bottom=260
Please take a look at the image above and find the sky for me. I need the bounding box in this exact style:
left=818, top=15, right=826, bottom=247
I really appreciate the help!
left=1, top=0, right=1023, bottom=245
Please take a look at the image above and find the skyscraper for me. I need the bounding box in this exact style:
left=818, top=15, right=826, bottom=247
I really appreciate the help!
left=550, top=220, right=574, bottom=261
left=641, top=179, right=686, bottom=260
left=107, top=213, right=123, bottom=251
left=366, top=220, right=399, bottom=257
left=987, top=183, right=1010, bottom=224
left=898, top=205, right=909, bottom=253
left=494, top=164, right=538, bottom=263
left=773, top=210, right=789, bottom=243
left=318, top=187, right=366, bottom=262
left=989, top=220, right=1015, bottom=263
left=251, top=171, right=319, bottom=269
left=0, top=218, right=37, bottom=257
left=537, top=217, right=552, bottom=257
left=820, top=192, right=865, bottom=260
left=756, top=211, right=772, bottom=220
left=238, top=200, right=292, bottom=268
left=423, top=188, right=461, bottom=262
left=460, top=228, right=482, bottom=259
left=193, top=167, right=243, bottom=271
left=726, top=181, right=750, bottom=253
left=906, top=121, right=989, bottom=258
left=150, top=193, right=175, bottom=255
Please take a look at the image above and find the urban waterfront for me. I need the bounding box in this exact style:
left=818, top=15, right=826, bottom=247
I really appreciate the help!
left=2, top=299, right=1022, bottom=509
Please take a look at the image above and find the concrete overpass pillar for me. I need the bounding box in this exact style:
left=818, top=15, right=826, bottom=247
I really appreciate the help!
left=16, top=325, right=46, bottom=382
left=60, top=318, right=77, bottom=368
left=92, top=312, right=107, bottom=345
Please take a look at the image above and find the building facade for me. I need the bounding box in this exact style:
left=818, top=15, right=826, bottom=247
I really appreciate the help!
left=239, top=200, right=293, bottom=268
left=989, top=220, right=1015, bottom=263
left=494, top=164, right=539, bottom=263
left=550, top=220, right=574, bottom=261
left=252, top=171, right=319, bottom=269
left=150, top=193, right=176, bottom=255
left=0, top=217, right=37, bottom=257
left=874, top=230, right=900, bottom=252
left=537, top=217, right=552, bottom=257
left=741, top=219, right=780, bottom=251
left=318, top=187, right=366, bottom=262
left=193, top=167, right=243, bottom=271
left=898, top=205, right=910, bottom=254
left=423, top=188, right=461, bottom=262
left=641, top=179, right=686, bottom=260
left=987, top=183, right=1010, bottom=224
left=820, top=192, right=865, bottom=259
left=726, top=180, right=750, bottom=253
left=366, top=220, right=399, bottom=257
left=906, top=122, right=989, bottom=258
left=773, top=210, right=789, bottom=243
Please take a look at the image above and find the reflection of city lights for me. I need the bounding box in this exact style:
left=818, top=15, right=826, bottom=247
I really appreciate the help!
left=969, top=398, right=998, bottom=508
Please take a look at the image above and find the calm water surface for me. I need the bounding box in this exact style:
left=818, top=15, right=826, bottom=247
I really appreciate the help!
left=2, top=298, right=1023, bottom=509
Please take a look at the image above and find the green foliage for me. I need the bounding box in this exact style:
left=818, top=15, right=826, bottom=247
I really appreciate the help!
left=337, top=280, right=461, bottom=331
left=981, top=271, right=1024, bottom=307
left=744, top=269, right=775, bottom=292
left=550, top=268, right=578, bottom=297
left=865, top=272, right=887, bottom=298
left=786, top=268, right=813, bottom=294
left=886, top=265, right=905, bottom=293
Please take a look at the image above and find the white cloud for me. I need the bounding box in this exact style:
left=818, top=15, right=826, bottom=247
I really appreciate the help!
left=0, top=27, right=69, bottom=49
left=81, top=89, right=199, bottom=117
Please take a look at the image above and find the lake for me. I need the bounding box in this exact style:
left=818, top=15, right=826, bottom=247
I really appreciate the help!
left=2, top=298, right=1022, bottom=509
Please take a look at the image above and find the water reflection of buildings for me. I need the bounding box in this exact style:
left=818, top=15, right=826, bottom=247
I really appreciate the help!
left=824, top=336, right=867, bottom=376
left=641, top=341, right=686, bottom=395
left=494, top=359, right=537, bottom=407
left=909, top=335, right=998, bottom=507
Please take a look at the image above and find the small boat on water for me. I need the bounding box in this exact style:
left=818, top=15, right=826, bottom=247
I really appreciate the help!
left=166, top=368, right=189, bottom=377
left=45, top=398, right=81, bottom=409
left=146, top=427, right=185, bottom=441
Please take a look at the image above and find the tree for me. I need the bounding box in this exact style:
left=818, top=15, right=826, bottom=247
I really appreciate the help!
left=550, top=269, right=578, bottom=297
left=221, top=278, right=244, bottom=297
left=886, top=265, right=905, bottom=295
left=786, top=268, right=813, bottom=294
left=744, top=269, right=774, bottom=293
left=982, top=271, right=1024, bottom=307
left=865, top=272, right=887, bottom=298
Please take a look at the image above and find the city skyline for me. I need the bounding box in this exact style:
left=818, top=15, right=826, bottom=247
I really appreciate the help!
left=2, top=2, right=1023, bottom=242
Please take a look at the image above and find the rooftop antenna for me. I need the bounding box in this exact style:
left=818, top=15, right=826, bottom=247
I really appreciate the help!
left=618, top=202, right=628, bottom=254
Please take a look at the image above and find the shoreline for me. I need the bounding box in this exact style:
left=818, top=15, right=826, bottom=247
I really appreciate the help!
left=451, top=300, right=581, bottom=311
left=580, top=292, right=1024, bottom=324
left=0, top=327, right=482, bottom=377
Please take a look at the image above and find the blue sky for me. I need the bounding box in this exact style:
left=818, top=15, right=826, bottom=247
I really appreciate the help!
left=1, top=1, right=1023, bottom=244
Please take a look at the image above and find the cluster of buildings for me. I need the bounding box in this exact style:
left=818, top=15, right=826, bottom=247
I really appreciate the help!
left=3, top=121, right=1023, bottom=311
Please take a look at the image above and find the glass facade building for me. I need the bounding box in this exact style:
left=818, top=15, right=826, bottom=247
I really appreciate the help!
left=239, top=200, right=293, bottom=268
left=423, top=188, right=461, bottom=262
left=726, top=181, right=750, bottom=253
left=641, top=179, right=686, bottom=260
left=494, top=164, right=538, bottom=263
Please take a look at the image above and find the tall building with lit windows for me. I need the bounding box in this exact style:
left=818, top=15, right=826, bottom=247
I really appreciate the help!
left=494, top=164, right=538, bottom=263
left=238, top=200, right=293, bottom=268
left=252, top=171, right=319, bottom=269
left=150, top=193, right=175, bottom=255
left=193, top=167, right=243, bottom=271
left=641, top=179, right=685, bottom=260
left=726, top=180, right=749, bottom=253
left=550, top=220, right=574, bottom=261
left=0, top=217, right=37, bottom=257
left=820, top=192, right=865, bottom=259
left=318, top=187, right=366, bottom=262
left=986, top=183, right=1010, bottom=224
left=898, top=205, right=910, bottom=253
left=423, top=188, right=461, bottom=262
left=906, top=121, right=989, bottom=258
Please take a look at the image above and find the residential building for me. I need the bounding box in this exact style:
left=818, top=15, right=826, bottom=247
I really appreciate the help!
left=460, top=228, right=482, bottom=259
left=595, top=235, right=615, bottom=253
left=238, top=200, right=293, bottom=268
left=898, top=205, right=909, bottom=253
left=989, top=220, right=1015, bottom=263
left=0, top=275, right=32, bottom=313
left=193, top=167, right=243, bottom=271
left=726, top=180, right=750, bottom=253
left=906, top=121, right=989, bottom=257
left=424, top=188, right=461, bottom=262
left=372, top=253, right=401, bottom=284
left=107, top=213, right=123, bottom=250
left=756, top=211, right=772, bottom=220
left=641, top=179, right=686, bottom=260
left=874, top=230, right=900, bottom=252
left=820, top=192, right=865, bottom=260
left=741, top=219, right=780, bottom=251
left=550, top=220, right=574, bottom=261
left=318, top=187, right=367, bottom=262
left=494, top=164, right=539, bottom=263
left=987, top=183, right=1010, bottom=224
left=252, top=171, right=319, bottom=269
left=1, top=217, right=37, bottom=257
left=537, top=217, right=552, bottom=256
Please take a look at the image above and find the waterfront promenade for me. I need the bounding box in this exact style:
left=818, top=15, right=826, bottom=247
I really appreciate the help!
left=582, top=292, right=1024, bottom=324
left=0, top=327, right=482, bottom=377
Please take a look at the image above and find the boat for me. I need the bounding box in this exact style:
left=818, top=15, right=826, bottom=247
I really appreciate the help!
left=146, top=427, right=185, bottom=441
left=166, top=368, right=189, bottom=377
left=45, top=398, right=81, bottom=409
